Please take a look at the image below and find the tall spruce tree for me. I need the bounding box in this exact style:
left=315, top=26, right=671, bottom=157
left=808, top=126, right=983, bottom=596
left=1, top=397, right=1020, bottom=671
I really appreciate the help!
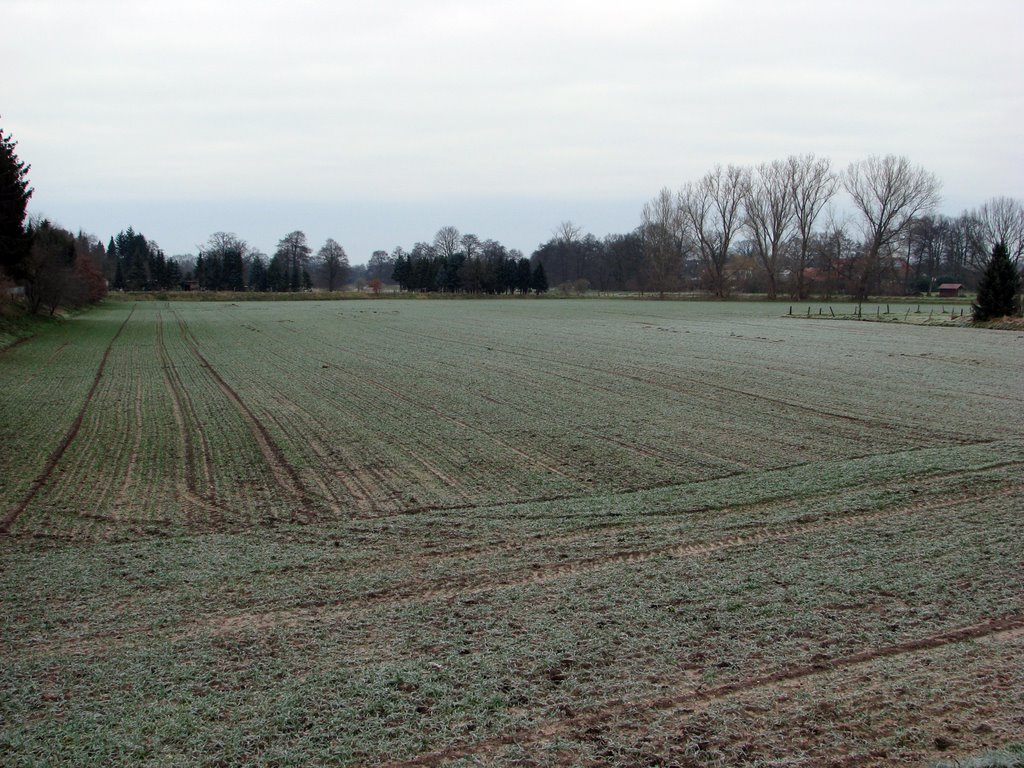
left=972, top=241, right=1021, bottom=321
left=0, top=119, right=33, bottom=280
left=531, top=261, right=548, bottom=294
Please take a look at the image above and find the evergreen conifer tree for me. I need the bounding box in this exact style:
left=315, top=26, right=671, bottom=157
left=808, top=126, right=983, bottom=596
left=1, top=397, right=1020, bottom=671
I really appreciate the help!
left=531, top=261, right=548, bottom=294
left=0, top=120, right=33, bottom=280
left=249, top=254, right=269, bottom=291
left=113, top=257, right=126, bottom=291
left=391, top=253, right=410, bottom=290
left=972, top=241, right=1020, bottom=321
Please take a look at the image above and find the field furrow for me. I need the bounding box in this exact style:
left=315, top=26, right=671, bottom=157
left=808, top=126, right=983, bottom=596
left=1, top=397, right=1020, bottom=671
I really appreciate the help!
left=385, top=615, right=1024, bottom=768
left=1, top=305, right=135, bottom=535
left=2, top=299, right=1021, bottom=767
left=173, top=310, right=320, bottom=522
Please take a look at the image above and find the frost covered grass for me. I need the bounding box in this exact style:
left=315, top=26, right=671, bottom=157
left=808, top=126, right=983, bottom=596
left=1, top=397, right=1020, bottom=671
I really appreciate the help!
left=1, top=299, right=1022, bottom=766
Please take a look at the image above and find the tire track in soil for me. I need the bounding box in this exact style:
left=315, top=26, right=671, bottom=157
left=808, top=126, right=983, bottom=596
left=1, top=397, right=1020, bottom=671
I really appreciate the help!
left=105, top=376, right=145, bottom=538
left=178, top=457, right=1021, bottom=584
left=260, top=377, right=400, bottom=515
left=240, top=313, right=579, bottom=488
left=155, top=313, right=223, bottom=528
left=352, top=443, right=1013, bottom=522
left=201, top=313, right=398, bottom=515
left=173, top=311, right=318, bottom=524
left=44, top=341, right=69, bottom=365
left=257, top=353, right=517, bottom=509
left=0, top=334, right=34, bottom=357
left=13, top=481, right=1022, bottom=658
left=184, top=481, right=1023, bottom=640
left=267, top=393, right=349, bottom=516
left=360, top=482, right=1024, bottom=612
left=402, top=460, right=1024, bottom=568
left=383, top=614, right=1024, bottom=767
left=476, top=362, right=755, bottom=473
left=322, top=360, right=578, bottom=484
left=1, top=305, right=136, bottom=536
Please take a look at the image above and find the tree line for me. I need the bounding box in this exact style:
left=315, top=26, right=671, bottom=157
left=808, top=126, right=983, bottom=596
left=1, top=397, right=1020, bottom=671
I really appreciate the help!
left=2, top=114, right=1021, bottom=313
left=534, top=155, right=1021, bottom=301
left=1, top=122, right=108, bottom=314
left=364, top=155, right=1021, bottom=302
left=372, top=227, right=547, bottom=295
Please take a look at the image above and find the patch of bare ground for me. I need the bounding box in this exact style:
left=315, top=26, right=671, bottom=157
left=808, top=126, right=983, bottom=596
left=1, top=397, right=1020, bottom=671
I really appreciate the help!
left=383, top=615, right=1024, bottom=767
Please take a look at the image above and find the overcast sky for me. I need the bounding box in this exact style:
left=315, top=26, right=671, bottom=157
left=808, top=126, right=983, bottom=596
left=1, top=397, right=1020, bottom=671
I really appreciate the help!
left=6, top=0, right=1023, bottom=262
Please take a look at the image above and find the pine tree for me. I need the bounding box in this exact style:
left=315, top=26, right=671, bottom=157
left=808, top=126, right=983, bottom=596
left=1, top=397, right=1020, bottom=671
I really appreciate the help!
left=165, top=259, right=182, bottom=289
left=113, top=258, right=126, bottom=291
left=391, top=253, right=410, bottom=290
left=972, top=241, right=1021, bottom=321
left=516, top=257, right=532, bottom=294
left=531, top=261, right=548, bottom=295
left=106, top=236, right=118, bottom=281
left=248, top=254, right=269, bottom=291
left=0, top=119, right=33, bottom=280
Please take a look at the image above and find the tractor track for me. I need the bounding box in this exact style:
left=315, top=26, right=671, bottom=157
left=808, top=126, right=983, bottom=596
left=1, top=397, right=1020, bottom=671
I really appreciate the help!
left=8, top=459, right=1022, bottom=660
left=173, top=310, right=317, bottom=523
left=1, top=305, right=135, bottom=536
left=155, top=313, right=223, bottom=526
left=400, top=459, right=1024, bottom=568
left=241, top=316, right=584, bottom=487
left=382, top=613, right=1024, bottom=767
left=24, top=478, right=1003, bottom=653
left=179, top=480, right=1022, bottom=639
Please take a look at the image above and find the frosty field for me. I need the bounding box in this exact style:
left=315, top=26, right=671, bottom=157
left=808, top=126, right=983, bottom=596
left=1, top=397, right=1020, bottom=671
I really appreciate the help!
left=1, top=299, right=1022, bottom=766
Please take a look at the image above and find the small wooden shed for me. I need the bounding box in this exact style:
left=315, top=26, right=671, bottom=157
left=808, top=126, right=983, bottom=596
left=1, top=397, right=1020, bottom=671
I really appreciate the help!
left=937, top=283, right=964, bottom=298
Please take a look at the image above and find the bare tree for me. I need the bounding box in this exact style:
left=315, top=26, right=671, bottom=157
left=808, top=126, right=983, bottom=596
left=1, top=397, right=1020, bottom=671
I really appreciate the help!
left=640, top=188, right=683, bottom=297
left=745, top=160, right=795, bottom=299
left=460, top=233, right=481, bottom=262
left=553, top=220, right=581, bottom=245
left=202, top=232, right=248, bottom=291
left=970, top=196, right=1024, bottom=266
left=844, top=155, right=941, bottom=299
left=814, top=208, right=856, bottom=300
left=433, top=225, right=461, bottom=260
left=789, top=154, right=838, bottom=299
left=317, top=238, right=349, bottom=292
left=366, top=250, right=393, bottom=283
left=274, top=230, right=312, bottom=290
left=680, top=165, right=749, bottom=298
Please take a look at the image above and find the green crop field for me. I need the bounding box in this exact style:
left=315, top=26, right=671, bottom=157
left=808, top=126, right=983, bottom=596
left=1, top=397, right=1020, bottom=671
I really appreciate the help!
left=1, top=299, right=1022, bottom=767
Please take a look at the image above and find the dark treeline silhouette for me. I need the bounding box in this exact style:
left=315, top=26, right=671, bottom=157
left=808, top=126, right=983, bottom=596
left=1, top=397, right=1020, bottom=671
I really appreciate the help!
left=3, top=115, right=1022, bottom=315
left=108, top=227, right=181, bottom=291
left=1, top=119, right=107, bottom=314
left=386, top=227, right=546, bottom=294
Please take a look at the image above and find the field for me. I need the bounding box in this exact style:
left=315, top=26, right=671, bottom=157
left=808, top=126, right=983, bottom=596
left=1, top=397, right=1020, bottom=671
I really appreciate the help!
left=1, top=298, right=1022, bottom=767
